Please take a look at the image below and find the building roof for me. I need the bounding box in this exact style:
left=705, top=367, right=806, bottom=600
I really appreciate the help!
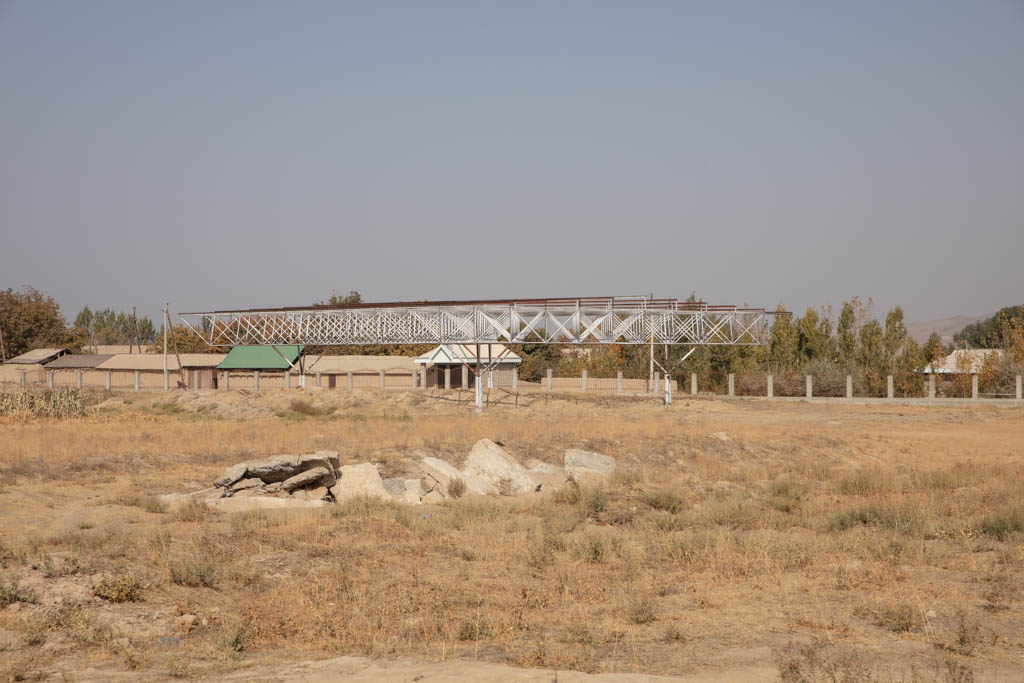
left=5, top=348, right=68, bottom=365
left=218, top=345, right=303, bottom=370
left=45, top=354, right=114, bottom=369
left=96, top=354, right=226, bottom=371
left=923, top=349, right=1002, bottom=375
left=414, top=344, right=521, bottom=365
left=303, top=355, right=420, bottom=374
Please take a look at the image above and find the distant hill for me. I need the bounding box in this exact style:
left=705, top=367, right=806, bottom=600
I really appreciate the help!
left=905, top=314, right=988, bottom=345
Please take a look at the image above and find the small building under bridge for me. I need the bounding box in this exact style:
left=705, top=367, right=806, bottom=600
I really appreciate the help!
left=414, top=344, right=521, bottom=389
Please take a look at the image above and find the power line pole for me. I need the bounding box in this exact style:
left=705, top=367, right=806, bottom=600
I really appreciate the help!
left=163, top=303, right=169, bottom=391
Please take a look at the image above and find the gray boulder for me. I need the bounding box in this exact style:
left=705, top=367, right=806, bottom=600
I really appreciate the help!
left=281, top=466, right=332, bottom=492
left=213, top=463, right=248, bottom=488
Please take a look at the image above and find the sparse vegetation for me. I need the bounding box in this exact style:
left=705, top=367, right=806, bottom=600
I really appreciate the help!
left=0, top=392, right=1019, bottom=680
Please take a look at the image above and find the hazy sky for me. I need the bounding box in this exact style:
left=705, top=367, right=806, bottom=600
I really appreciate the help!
left=2, top=1, right=1022, bottom=326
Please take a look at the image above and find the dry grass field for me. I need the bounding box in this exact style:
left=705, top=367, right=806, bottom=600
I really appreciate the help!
left=0, top=388, right=1022, bottom=681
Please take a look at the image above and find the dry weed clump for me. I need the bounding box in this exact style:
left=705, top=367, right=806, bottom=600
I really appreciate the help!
left=93, top=572, right=144, bottom=602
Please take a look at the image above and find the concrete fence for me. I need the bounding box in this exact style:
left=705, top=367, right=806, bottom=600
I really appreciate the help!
left=2, top=367, right=1022, bottom=403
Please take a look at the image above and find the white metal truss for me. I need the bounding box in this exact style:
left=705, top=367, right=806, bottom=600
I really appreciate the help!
left=181, top=297, right=776, bottom=348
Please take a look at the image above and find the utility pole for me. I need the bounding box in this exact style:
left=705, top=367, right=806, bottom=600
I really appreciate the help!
left=163, top=304, right=169, bottom=391
left=648, top=292, right=654, bottom=392
left=0, top=320, right=7, bottom=361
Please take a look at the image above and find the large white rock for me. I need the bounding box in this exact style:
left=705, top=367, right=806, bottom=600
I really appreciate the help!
left=462, top=439, right=537, bottom=495
left=565, top=466, right=609, bottom=487
left=421, top=457, right=494, bottom=496
left=526, top=461, right=571, bottom=492
left=564, top=449, right=617, bottom=476
left=333, top=463, right=389, bottom=501
left=382, top=477, right=423, bottom=505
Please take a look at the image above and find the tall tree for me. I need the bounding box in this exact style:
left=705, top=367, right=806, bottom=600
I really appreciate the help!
left=768, top=306, right=798, bottom=372
left=883, top=307, right=907, bottom=372
left=921, top=332, right=945, bottom=370
left=0, top=286, right=68, bottom=358
left=836, top=301, right=857, bottom=369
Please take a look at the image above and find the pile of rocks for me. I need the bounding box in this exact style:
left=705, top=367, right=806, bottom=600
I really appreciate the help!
left=162, top=439, right=616, bottom=512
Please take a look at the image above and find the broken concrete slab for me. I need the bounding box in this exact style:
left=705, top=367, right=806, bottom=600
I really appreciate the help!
left=421, top=457, right=494, bottom=496
left=230, top=477, right=265, bottom=493
left=462, top=439, right=537, bottom=495
left=213, top=463, right=248, bottom=489
left=281, top=466, right=333, bottom=492
left=383, top=477, right=423, bottom=504
left=564, top=449, right=617, bottom=476
left=526, top=461, right=570, bottom=492
left=334, top=463, right=389, bottom=501
left=565, top=466, right=609, bottom=487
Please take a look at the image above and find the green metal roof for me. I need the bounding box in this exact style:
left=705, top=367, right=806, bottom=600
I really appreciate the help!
left=218, top=345, right=303, bottom=370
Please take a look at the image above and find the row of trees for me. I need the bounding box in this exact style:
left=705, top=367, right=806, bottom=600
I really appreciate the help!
left=0, top=287, right=162, bottom=359
left=3, top=287, right=1022, bottom=398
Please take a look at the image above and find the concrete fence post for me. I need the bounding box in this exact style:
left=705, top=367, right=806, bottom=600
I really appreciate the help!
left=347, top=371, right=353, bottom=389
left=928, top=374, right=935, bottom=399
left=805, top=375, right=813, bottom=399
left=1016, top=375, right=1022, bottom=400
left=886, top=375, right=894, bottom=400
left=193, top=370, right=200, bottom=392
left=581, top=369, right=588, bottom=392
left=76, top=369, right=83, bottom=389
left=105, top=370, right=111, bottom=391
left=653, top=371, right=660, bottom=395
left=253, top=370, right=260, bottom=390
left=224, top=372, right=230, bottom=391
left=971, top=373, right=978, bottom=399
left=409, top=370, right=416, bottom=390
left=616, top=371, right=623, bottom=394
left=134, top=370, right=140, bottom=393
left=444, top=366, right=451, bottom=390
left=846, top=375, right=853, bottom=399
left=379, top=370, right=385, bottom=389
left=727, top=373, right=735, bottom=397
left=461, top=367, right=468, bottom=390
left=19, top=370, right=26, bottom=388
left=511, top=367, right=518, bottom=391
left=546, top=368, right=552, bottom=392
left=691, top=373, right=697, bottom=396
left=299, top=373, right=306, bottom=389
left=47, top=370, right=54, bottom=389
left=314, top=372, right=321, bottom=388
left=284, top=371, right=290, bottom=390
left=766, top=374, right=773, bottom=398
left=420, top=368, right=427, bottom=389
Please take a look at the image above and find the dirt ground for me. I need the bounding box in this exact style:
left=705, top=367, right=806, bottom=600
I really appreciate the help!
left=0, top=388, right=1022, bottom=681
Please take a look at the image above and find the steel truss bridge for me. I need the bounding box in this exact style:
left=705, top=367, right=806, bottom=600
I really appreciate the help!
left=182, top=297, right=776, bottom=348
left=181, top=297, right=783, bottom=409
